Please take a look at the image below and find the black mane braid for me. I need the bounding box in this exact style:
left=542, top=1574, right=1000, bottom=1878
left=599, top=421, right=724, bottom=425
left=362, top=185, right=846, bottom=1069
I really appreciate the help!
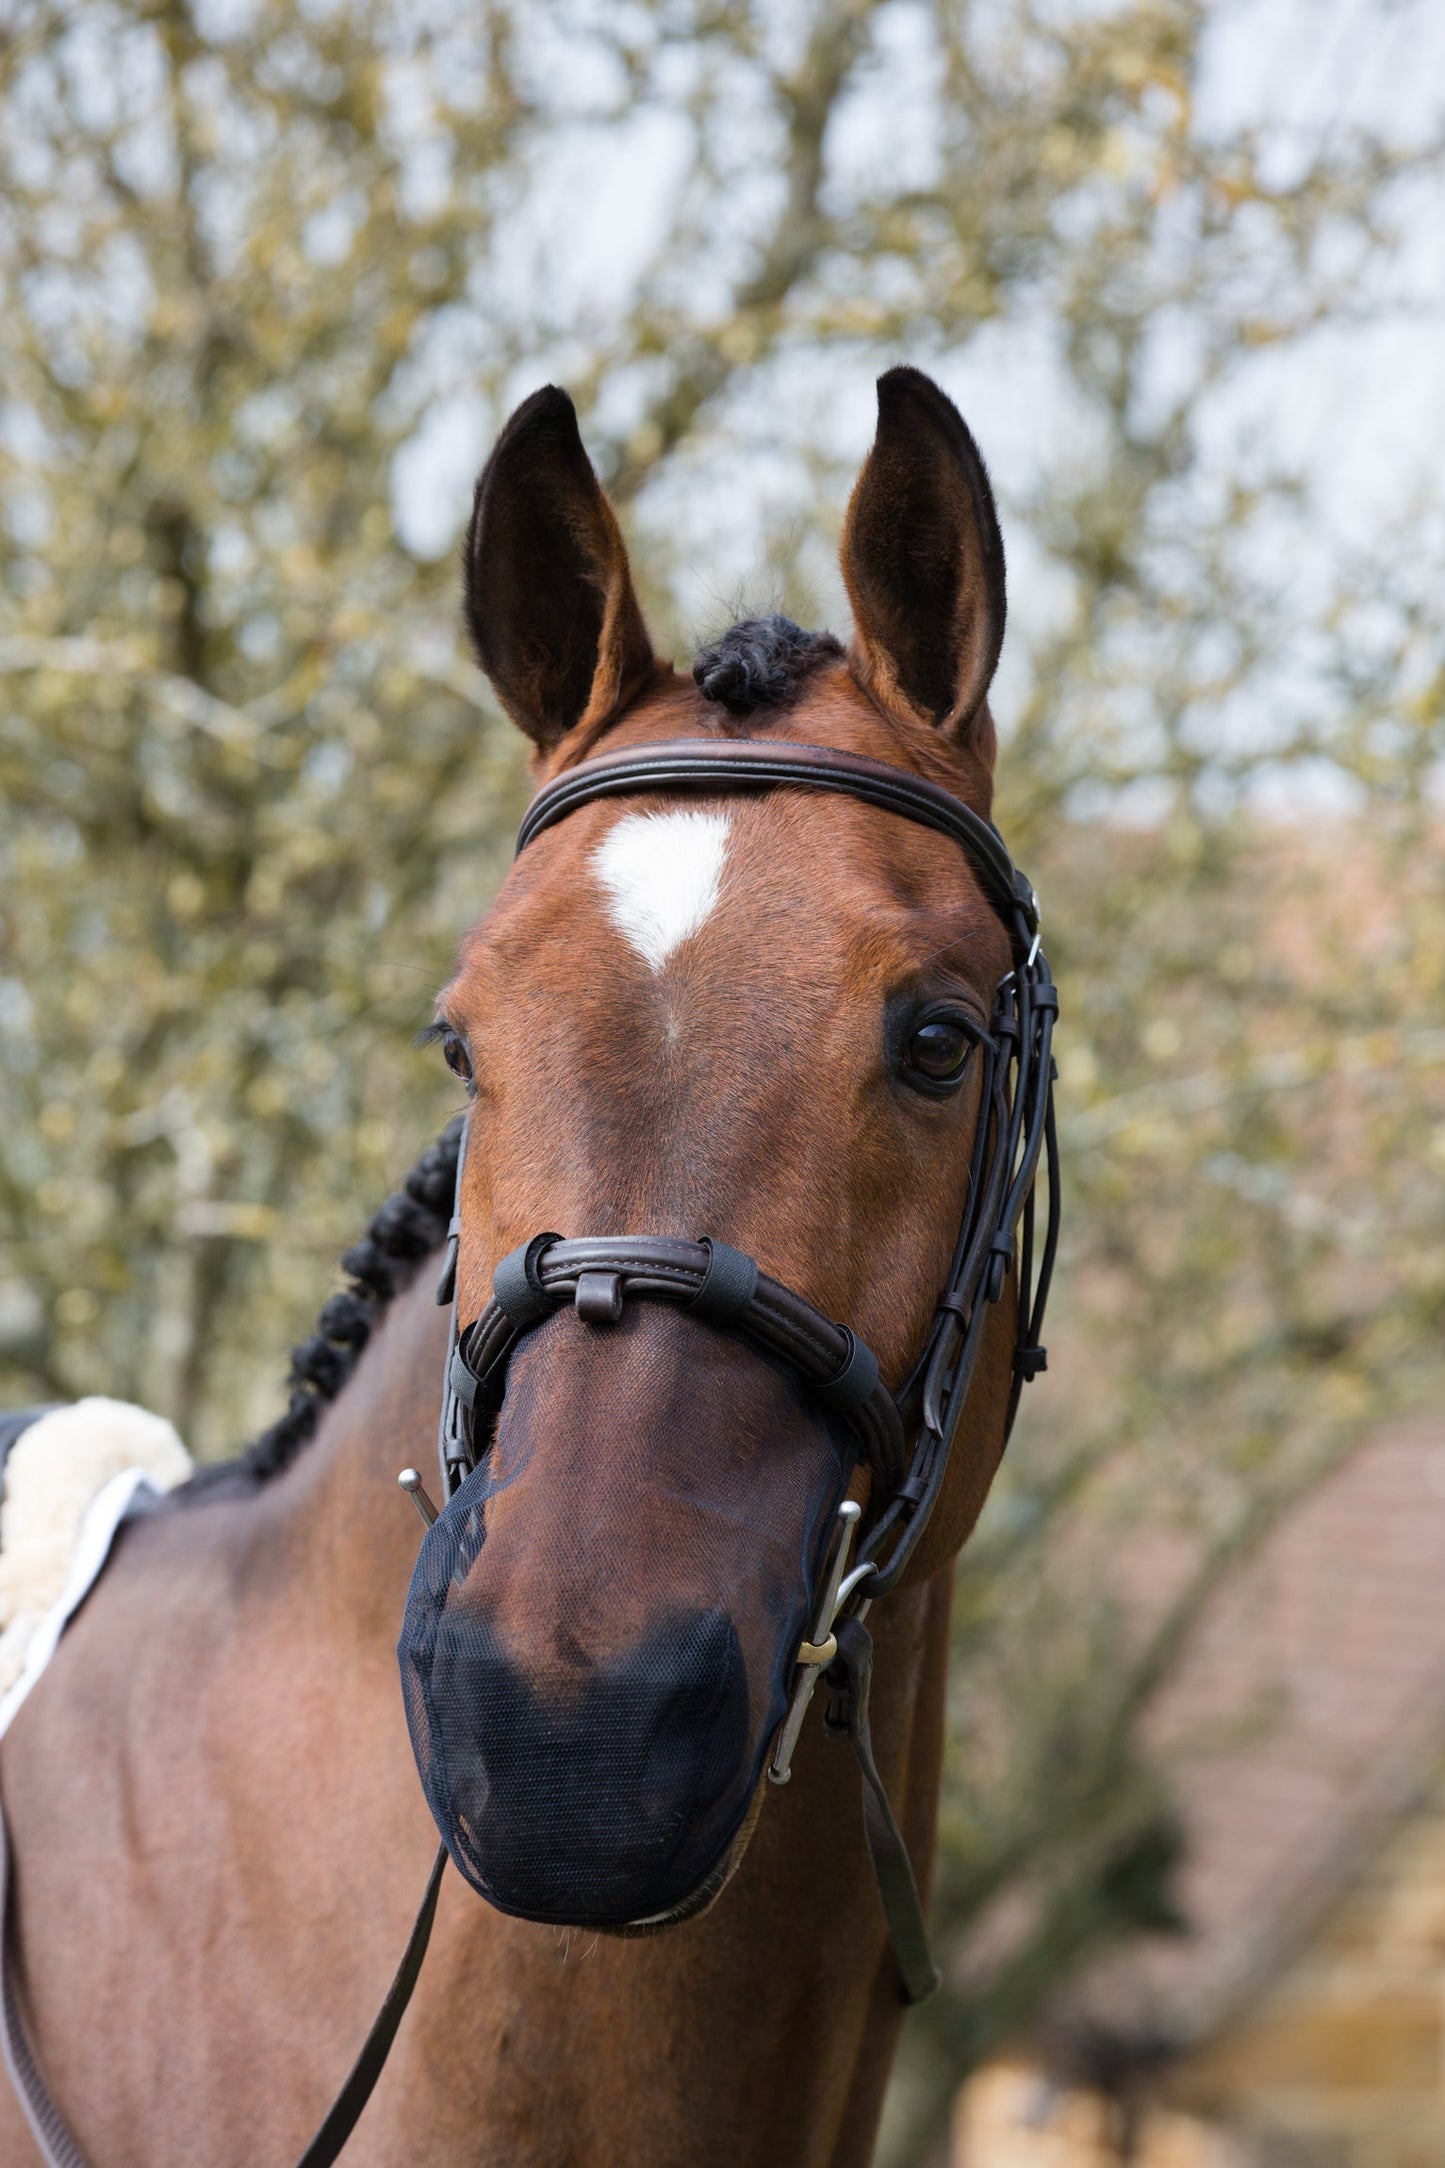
left=185, top=1115, right=464, bottom=1493
left=692, top=615, right=841, bottom=716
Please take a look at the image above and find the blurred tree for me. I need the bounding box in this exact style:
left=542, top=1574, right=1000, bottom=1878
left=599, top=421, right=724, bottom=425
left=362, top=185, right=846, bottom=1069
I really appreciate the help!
left=1, top=0, right=1442, bottom=2158
left=0, top=0, right=531, bottom=1437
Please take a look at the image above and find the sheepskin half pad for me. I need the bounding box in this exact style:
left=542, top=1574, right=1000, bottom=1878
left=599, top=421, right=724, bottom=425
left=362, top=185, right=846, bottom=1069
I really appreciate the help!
left=0, top=1398, right=193, bottom=1726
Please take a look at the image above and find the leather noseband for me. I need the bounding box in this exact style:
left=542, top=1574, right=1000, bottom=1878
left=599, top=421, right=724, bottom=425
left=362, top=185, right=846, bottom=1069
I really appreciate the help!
left=446, top=1234, right=907, bottom=1491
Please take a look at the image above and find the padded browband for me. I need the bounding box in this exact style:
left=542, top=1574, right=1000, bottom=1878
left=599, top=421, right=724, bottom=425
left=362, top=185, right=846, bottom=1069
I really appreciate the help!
left=453, top=1234, right=907, bottom=1489
left=515, top=738, right=1039, bottom=947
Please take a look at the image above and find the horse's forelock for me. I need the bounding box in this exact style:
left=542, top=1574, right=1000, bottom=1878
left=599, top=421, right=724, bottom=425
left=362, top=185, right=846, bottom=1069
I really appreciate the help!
left=691, top=616, right=843, bottom=718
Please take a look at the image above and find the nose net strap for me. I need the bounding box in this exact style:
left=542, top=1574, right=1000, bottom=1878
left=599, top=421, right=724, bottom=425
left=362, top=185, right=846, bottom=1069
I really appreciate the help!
left=690, top=1238, right=758, bottom=1324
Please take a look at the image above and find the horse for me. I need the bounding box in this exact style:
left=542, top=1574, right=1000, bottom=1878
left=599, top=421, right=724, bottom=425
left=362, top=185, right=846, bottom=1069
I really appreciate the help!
left=0, top=365, right=1055, bottom=2168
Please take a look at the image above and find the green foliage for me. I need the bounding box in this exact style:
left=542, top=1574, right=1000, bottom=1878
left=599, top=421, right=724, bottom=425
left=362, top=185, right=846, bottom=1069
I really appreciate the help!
left=2, top=0, right=1442, bottom=2154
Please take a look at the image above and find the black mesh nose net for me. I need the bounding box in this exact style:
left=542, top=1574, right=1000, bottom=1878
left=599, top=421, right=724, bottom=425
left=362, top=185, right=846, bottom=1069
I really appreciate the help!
left=398, top=1304, right=852, bottom=1926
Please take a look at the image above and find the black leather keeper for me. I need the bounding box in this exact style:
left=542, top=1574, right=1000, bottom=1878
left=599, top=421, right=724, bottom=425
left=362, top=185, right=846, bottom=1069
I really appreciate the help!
left=985, top=1231, right=1014, bottom=1304
left=812, top=1328, right=880, bottom=1415
left=448, top=1347, right=479, bottom=1411
left=690, top=1237, right=759, bottom=1325
left=434, top=1215, right=461, bottom=1307
left=492, top=1232, right=562, bottom=1330
left=575, top=1270, right=625, bottom=1325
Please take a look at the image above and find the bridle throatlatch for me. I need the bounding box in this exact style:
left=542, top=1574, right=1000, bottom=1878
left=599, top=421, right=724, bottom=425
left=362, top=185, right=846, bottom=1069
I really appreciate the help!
left=415, top=737, right=1060, bottom=2006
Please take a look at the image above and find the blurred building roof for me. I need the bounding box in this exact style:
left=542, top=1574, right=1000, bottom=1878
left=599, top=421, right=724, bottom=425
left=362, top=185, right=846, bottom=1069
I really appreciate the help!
left=1040, top=1416, right=1445, bottom=2069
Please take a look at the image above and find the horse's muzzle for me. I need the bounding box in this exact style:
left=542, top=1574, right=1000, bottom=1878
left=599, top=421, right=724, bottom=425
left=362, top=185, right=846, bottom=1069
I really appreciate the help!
left=396, top=1303, right=852, bottom=1928
left=411, top=1603, right=747, bottom=1922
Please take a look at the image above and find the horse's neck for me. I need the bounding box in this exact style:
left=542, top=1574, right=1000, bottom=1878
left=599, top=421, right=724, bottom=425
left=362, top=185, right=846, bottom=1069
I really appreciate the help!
left=281, top=1269, right=953, bottom=2165
left=267, top=1264, right=454, bottom=1628
left=1, top=1264, right=950, bottom=2168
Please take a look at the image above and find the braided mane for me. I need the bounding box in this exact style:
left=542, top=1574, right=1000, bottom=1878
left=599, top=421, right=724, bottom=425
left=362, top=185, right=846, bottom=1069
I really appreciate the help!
left=185, top=1116, right=463, bottom=1493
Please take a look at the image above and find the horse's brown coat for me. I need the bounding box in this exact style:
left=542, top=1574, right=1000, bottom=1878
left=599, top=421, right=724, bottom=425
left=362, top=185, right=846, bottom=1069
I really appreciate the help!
left=0, top=370, right=1023, bottom=2166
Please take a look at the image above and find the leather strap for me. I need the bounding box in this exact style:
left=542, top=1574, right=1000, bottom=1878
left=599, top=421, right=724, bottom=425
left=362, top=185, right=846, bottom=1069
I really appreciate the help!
left=459, top=1233, right=907, bottom=1488
left=516, top=737, right=1038, bottom=947
left=293, top=1844, right=447, bottom=2168
left=434, top=1112, right=469, bottom=1499
left=825, top=1616, right=940, bottom=2006
left=0, top=1793, right=86, bottom=2168
left=811, top=1330, right=880, bottom=1417
left=0, top=1782, right=447, bottom=2168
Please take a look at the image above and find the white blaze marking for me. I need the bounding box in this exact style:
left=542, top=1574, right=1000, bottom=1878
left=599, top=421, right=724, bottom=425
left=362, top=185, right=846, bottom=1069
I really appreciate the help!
left=593, top=809, right=730, bottom=972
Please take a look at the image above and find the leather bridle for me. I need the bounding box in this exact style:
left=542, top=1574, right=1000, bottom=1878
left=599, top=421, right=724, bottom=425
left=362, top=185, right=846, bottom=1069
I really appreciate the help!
left=1, top=733, right=1059, bottom=2167
left=428, top=736, right=1059, bottom=2001
left=439, top=736, right=1059, bottom=1598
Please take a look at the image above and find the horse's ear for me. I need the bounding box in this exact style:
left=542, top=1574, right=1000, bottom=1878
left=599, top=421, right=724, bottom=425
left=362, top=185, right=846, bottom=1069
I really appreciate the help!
left=463, top=386, right=654, bottom=749
left=840, top=367, right=1006, bottom=750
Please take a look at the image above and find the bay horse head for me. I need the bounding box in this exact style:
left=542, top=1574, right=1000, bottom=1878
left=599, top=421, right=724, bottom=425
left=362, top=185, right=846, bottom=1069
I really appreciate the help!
left=397, top=368, right=1056, bottom=1966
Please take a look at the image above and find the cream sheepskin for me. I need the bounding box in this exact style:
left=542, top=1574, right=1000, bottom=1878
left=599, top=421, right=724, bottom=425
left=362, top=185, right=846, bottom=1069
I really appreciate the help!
left=0, top=1398, right=193, bottom=1695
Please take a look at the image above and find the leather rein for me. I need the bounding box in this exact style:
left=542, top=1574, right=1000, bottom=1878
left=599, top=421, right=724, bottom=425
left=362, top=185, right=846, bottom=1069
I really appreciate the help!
left=2, top=734, right=1059, bottom=2165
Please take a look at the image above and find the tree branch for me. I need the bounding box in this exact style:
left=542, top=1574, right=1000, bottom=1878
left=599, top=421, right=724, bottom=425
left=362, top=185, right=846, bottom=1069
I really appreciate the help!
left=605, top=0, right=880, bottom=503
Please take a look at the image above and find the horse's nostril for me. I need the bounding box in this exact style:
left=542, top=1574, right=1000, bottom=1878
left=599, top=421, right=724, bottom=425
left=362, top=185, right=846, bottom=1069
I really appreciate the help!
left=424, top=1606, right=748, bottom=1924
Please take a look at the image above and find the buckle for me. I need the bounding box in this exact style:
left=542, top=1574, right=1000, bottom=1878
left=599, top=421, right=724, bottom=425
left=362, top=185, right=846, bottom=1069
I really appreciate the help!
left=768, top=1501, right=865, bottom=1786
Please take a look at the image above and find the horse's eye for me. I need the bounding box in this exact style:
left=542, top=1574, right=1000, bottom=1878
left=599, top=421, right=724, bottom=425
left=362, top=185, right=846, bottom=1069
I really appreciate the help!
left=905, top=1018, right=972, bottom=1087
left=441, top=1030, right=473, bottom=1084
